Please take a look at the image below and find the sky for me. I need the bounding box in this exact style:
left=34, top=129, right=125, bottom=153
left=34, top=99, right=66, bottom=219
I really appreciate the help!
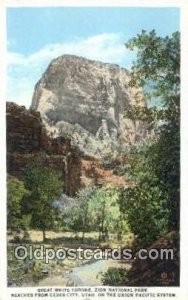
left=7, top=7, right=180, bottom=108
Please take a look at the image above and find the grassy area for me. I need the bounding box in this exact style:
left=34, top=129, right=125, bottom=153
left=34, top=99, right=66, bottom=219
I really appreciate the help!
left=7, top=230, right=135, bottom=287
left=8, top=230, right=135, bottom=247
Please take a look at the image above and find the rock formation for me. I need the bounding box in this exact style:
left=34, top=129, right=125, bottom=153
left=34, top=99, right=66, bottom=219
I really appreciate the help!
left=6, top=102, right=125, bottom=196
left=31, top=55, right=147, bottom=157
left=7, top=56, right=148, bottom=195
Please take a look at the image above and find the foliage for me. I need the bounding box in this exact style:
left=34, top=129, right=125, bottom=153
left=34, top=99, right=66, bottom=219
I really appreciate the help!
left=23, top=164, right=63, bottom=241
left=119, top=30, right=180, bottom=247
left=101, top=267, right=128, bottom=286
left=63, top=185, right=126, bottom=242
left=89, top=186, right=121, bottom=241
left=63, top=186, right=96, bottom=239
left=125, top=30, right=180, bottom=101
left=120, top=185, right=169, bottom=247
left=120, top=143, right=170, bottom=247
left=7, top=175, right=30, bottom=230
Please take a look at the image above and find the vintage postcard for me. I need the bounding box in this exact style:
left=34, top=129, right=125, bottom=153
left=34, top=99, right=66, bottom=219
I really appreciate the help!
left=0, top=0, right=188, bottom=299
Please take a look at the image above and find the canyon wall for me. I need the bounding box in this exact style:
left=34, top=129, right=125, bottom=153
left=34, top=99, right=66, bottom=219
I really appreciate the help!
left=7, top=102, right=125, bottom=196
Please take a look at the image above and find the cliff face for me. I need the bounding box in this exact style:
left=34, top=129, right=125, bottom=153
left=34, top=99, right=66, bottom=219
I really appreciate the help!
left=31, top=55, right=146, bottom=157
left=7, top=102, right=125, bottom=196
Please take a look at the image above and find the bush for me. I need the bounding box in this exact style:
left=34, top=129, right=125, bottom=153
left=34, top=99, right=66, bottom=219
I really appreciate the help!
left=101, top=267, right=128, bottom=286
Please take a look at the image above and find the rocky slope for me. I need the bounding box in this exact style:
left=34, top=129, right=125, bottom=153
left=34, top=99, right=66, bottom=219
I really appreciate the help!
left=31, top=55, right=147, bottom=157
left=7, top=102, right=125, bottom=196
left=127, top=231, right=179, bottom=286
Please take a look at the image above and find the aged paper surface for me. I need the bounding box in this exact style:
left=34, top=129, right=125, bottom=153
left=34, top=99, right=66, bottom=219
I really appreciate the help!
left=0, top=0, right=188, bottom=299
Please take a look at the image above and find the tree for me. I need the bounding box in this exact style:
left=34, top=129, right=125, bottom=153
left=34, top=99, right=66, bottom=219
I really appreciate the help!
left=119, top=141, right=170, bottom=247
left=63, top=186, right=128, bottom=242
left=23, top=164, right=63, bottom=241
left=76, top=187, right=95, bottom=241
left=89, top=186, right=121, bottom=241
left=63, top=187, right=95, bottom=241
left=120, top=30, right=180, bottom=246
left=7, top=175, right=29, bottom=231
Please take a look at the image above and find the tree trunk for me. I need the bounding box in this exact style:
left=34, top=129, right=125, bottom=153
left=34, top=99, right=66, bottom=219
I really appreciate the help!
left=42, top=229, right=46, bottom=242
left=98, top=229, right=101, bottom=241
left=82, top=230, right=85, bottom=242
left=101, top=201, right=106, bottom=241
